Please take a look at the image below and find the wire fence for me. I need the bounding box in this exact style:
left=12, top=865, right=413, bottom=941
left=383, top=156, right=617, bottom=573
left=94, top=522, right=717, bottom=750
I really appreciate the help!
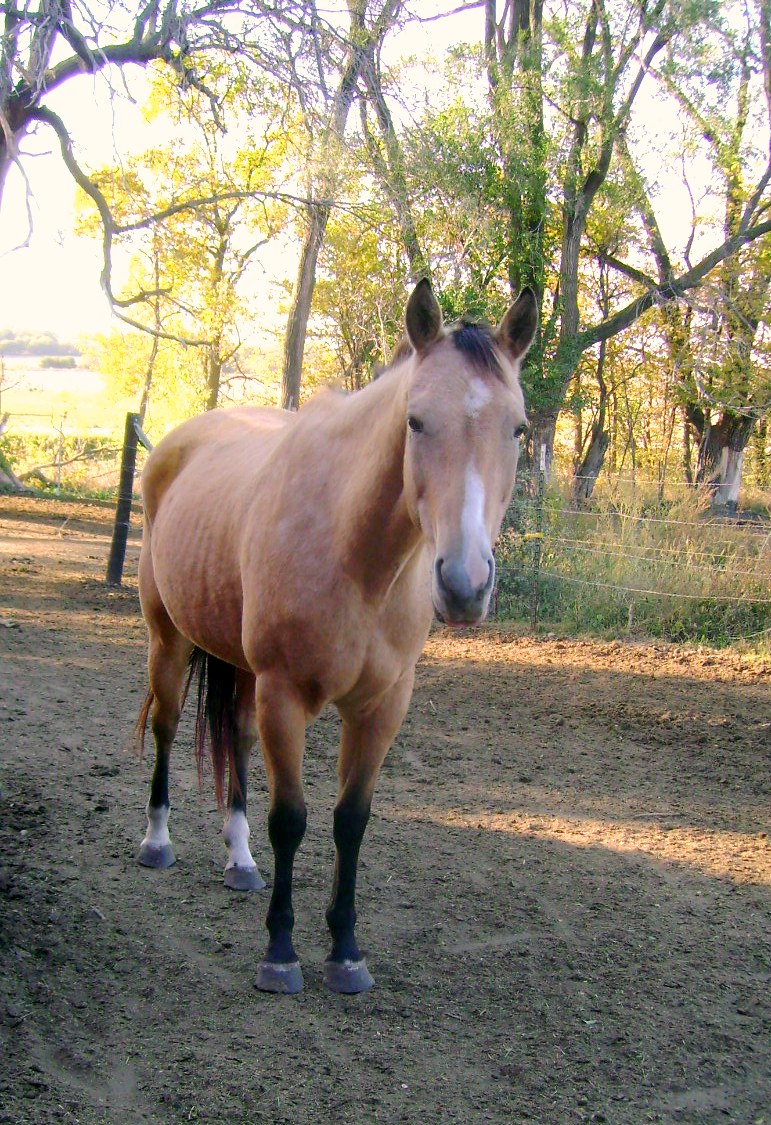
left=494, top=462, right=771, bottom=644
left=3, top=416, right=770, bottom=645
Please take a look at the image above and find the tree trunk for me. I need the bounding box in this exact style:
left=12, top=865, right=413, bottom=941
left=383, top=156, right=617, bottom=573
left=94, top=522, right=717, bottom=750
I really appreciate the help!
left=573, top=426, right=610, bottom=504
left=714, top=448, right=745, bottom=513
left=361, top=50, right=429, bottom=281
left=0, top=413, right=26, bottom=491
left=682, top=409, right=694, bottom=484
left=281, top=205, right=329, bottom=410
left=753, top=418, right=769, bottom=487
left=205, top=343, right=223, bottom=412
left=138, top=258, right=162, bottom=423
left=525, top=412, right=557, bottom=483
left=280, top=1, right=401, bottom=410
left=695, top=410, right=756, bottom=511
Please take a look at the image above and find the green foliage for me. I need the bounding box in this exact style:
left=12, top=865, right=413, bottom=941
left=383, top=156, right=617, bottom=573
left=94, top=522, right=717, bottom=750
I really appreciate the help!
left=83, top=330, right=202, bottom=425
left=0, top=431, right=124, bottom=494
left=314, top=202, right=408, bottom=388
left=75, top=59, right=295, bottom=416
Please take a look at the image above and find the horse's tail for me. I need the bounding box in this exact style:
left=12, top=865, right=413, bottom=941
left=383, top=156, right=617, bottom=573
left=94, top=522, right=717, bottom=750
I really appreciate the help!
left=133, top=654, right=197, bottom=760
left=191, top=647, right=239, bottom=810
left=134, top=689, right=154, bottom=760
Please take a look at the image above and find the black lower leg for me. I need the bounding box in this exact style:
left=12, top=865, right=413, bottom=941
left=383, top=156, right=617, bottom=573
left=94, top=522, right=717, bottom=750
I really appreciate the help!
left=137, top=722, right=176, bottom=868
left=326, top=796, right=371, bottom=964
left=148, top=737, right=171, bottom=812
left=229, top=753, right=249, bottom=816
left=264, top=801, right=307, bottom=964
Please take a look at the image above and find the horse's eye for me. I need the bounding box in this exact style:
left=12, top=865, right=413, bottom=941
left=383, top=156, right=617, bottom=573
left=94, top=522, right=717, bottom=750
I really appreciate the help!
left=514, top=423, right=528, bottom=440
left=408, top=415, right=424, bottom=434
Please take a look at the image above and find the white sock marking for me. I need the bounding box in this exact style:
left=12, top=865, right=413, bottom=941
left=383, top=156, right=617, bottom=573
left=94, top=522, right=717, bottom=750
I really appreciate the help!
left=223, top=809, right=257, bottom=871
left=142, top=803, right=171, bottom=849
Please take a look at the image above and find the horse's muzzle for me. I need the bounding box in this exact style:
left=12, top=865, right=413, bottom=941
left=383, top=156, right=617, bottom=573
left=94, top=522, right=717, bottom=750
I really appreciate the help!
left=433, top=555, right=495, bottom=625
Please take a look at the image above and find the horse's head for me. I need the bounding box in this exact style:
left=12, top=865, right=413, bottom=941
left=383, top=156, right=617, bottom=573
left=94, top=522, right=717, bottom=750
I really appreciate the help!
left=401, top=279, right=538, bottom=626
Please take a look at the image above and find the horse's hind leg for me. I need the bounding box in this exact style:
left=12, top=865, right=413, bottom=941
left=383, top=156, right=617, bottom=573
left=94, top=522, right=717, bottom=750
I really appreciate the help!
left=222, top=670, right=266, bottom=892
left=138, top=617, right=192, bottom=869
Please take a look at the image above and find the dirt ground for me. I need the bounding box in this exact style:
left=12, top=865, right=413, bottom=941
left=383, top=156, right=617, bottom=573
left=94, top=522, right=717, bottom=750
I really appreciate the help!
left=0, top=495, right=769, bottom=1125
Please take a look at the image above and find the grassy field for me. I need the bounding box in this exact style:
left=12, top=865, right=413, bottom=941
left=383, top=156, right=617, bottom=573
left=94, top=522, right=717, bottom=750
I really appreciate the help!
left=0, top=356, right=136, bottom=435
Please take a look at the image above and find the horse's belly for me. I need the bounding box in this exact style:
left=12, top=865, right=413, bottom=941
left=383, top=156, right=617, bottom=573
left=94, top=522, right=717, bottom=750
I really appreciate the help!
left=148, top=488, right=248, bottom=667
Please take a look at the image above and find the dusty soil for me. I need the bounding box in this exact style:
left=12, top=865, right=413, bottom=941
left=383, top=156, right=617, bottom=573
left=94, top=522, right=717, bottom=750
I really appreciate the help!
left=1, top=495, right=769, bottom=1125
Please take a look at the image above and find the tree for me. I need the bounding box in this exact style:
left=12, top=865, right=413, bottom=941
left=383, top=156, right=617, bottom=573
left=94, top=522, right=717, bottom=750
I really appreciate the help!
left=76, top=61, right=290, bottom=417
left=0, top=1, right=257, bottom=212
left=313, top=199, right=408, bottom=390
left=668, top=0, right=771, bottom=507
left=603, top=0, right=771, bottom=506
left=394, top=1, right=771, bottom=488
left=279, top=0, right=406, bottom=410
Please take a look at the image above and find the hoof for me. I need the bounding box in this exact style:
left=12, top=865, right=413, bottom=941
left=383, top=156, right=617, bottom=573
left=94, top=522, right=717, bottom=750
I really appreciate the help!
left=255, top=960, right=304, bottom=994
left=323, top=958, right=375, bottom=994
left=224, top=865, right=266, bottom=892
left=137, top=842, right=176, bottom=869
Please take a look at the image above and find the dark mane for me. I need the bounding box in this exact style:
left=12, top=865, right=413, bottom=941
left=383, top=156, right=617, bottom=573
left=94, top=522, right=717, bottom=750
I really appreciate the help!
left=450, top=320, right=502, bottom=375
left=377, top=321, right=503, bottom=381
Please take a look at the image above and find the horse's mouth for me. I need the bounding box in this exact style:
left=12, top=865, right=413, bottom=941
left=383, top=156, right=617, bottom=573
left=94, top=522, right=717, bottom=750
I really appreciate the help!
left=433, top=603, right=487, bottom=628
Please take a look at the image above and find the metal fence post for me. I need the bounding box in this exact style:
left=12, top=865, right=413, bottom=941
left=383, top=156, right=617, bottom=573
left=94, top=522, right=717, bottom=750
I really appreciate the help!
left=106, top=412, right=141, bottom=587
left=530, top=443, right=546, bottom=633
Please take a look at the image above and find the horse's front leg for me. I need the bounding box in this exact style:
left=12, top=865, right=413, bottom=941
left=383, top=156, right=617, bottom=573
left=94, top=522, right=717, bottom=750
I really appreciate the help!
left=253, top=674, right=308, bottom=994
left=325, top=673, right=415, bottom=994
left=222, top=670, right=266, bottom=892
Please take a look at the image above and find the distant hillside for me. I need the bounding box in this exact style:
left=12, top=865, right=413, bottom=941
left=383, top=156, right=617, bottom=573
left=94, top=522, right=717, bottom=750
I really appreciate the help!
left=0, top=329, right=80, bottom=358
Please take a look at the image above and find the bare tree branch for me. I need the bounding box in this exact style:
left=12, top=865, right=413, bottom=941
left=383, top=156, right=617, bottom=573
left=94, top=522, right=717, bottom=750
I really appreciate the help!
left=580, top=219, right=771, bottom=350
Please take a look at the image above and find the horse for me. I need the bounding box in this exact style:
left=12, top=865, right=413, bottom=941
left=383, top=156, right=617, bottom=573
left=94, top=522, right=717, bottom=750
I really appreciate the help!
left=135, top=278, right=537, bottom=994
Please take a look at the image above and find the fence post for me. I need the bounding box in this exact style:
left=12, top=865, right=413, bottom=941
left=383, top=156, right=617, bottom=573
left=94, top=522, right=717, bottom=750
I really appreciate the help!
left=106, top=412, right=141, bottom=587
left=530, top=443, right=546, bottom=633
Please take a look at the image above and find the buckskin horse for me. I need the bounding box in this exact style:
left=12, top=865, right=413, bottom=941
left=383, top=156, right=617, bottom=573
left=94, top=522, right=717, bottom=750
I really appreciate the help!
left=135, top=279, right=537, bottom=993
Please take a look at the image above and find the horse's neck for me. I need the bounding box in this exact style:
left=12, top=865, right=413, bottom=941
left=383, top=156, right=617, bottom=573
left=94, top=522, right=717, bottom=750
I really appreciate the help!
left=327, top=365, right=421, bottom=595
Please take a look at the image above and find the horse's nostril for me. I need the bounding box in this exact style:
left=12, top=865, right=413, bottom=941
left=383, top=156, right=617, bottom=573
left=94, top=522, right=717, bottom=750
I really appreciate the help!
left=473, top=558, right=494, bottom=601
left=436, top=555, right=493, bottom=607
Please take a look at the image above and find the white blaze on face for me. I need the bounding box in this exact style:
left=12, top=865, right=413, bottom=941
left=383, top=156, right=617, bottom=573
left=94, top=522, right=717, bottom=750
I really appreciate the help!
left=461, top=463, right=492, bottom=584
left=465, top=378, right=493, bottom=419
left=223, top=809, right=258, bottom=872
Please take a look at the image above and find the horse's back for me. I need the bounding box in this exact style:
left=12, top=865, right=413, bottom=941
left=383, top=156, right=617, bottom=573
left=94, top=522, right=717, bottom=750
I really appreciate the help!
left=142, top=406, right=291, bottom=523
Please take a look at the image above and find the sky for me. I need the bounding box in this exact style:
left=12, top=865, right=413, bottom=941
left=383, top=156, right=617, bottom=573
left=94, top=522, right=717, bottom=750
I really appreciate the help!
left=0, top=4, right=485, bottom=343
left=0, top=59, right=185, bottom=342
left=0, top=4, right=717, bottom=345
left=0, top=75, right=127, bottom=340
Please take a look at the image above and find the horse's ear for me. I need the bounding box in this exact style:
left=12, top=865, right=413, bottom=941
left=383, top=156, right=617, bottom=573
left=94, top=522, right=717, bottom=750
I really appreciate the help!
left=405, top=278, right=443, bottom=353
left=497, top=287, right=539, bottom=361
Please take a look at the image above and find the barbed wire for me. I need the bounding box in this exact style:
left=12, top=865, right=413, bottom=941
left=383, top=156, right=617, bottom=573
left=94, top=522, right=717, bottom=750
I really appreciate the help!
left=519, top=568, right=771, bottom=605
left=544, top=507, right=767, bottom=532
left=531, top=537, right=769, bottom=580
left=541, top=531, right=769, bottom=558
left=539, top=533, right=770, bottom=566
